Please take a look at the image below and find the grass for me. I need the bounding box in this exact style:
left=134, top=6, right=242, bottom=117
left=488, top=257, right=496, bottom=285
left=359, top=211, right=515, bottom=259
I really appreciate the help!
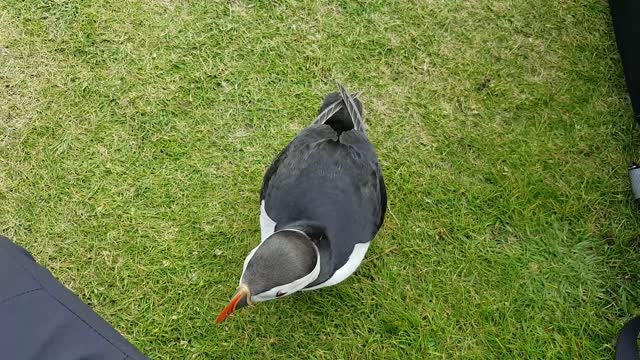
left=1, top=0, right=640, bottom=358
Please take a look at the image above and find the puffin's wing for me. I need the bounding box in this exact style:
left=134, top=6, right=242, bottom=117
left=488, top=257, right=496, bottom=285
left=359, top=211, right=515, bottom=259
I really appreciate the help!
left=339, top=129, right=387, bottom=236
left=332, top=81, right=384, bottom=229
left=376, top=162, right=387, bottom=230
left=260, top=126, right=338, bottom=203
left=260, top=142, right=291, bottom=203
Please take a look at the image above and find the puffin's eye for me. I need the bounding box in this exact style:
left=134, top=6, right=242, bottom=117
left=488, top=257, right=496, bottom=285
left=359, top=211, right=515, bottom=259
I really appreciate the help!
left=276, top=290, right=287, bottom=297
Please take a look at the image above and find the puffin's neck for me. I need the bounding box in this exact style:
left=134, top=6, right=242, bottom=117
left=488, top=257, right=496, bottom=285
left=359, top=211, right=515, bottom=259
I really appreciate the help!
left=280, top=220, right=326, bottom=243
left=280, top=220, right=333, bottom=287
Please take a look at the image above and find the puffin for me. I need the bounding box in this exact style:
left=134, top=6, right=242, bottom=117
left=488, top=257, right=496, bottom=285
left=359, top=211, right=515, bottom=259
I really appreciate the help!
left=216, top=81, right=387, bottom=323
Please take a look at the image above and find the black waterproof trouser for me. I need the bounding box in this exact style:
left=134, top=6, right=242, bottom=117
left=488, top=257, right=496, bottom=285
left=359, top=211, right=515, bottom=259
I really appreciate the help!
left=0, top=236, right=149, bottom=360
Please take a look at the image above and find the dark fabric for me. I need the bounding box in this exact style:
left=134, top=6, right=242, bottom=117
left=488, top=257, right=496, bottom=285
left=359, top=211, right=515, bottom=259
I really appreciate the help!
left=616, top=315, right=640, bottom=360
left=0, top=236, right=149, bottom=360
left=612, top=2, right=640, bottom=356
left=610, top=0, right=640, bottom=122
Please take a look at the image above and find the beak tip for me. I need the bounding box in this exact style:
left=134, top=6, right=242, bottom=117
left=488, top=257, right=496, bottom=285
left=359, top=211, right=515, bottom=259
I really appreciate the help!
left=216, top=286, right=249, bottom=324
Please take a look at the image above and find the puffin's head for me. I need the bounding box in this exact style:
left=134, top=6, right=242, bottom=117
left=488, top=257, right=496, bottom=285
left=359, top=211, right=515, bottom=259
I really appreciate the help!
left=216, top=230, right=320, bottom=323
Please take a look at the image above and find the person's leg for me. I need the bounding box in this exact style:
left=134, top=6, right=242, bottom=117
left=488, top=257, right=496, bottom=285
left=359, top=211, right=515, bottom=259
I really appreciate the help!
left=616, top=315, right=640, bottom=360
left=0, top=236, right=149, bottom=360
left=611, top=2, right=640, bottom=358
left=610, top=0, right=640, bottom=122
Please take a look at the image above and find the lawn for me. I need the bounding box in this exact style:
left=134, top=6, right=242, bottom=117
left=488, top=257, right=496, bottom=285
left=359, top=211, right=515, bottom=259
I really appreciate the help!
left=1, top=0, right=639, bottom=358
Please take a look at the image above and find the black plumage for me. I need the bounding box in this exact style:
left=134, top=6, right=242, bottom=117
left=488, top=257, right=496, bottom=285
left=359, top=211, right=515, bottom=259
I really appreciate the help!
left=259, top=83, right=386, bottom=289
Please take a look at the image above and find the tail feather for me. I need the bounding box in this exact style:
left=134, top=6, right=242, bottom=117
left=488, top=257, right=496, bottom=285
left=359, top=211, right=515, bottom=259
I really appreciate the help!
left=312, top=90, right=362, bottom=126
left=335, top=81, right=364, bottom=132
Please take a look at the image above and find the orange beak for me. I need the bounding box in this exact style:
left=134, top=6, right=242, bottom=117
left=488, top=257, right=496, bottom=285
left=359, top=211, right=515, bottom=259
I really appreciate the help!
left=216, top=286, right=250, bottom=323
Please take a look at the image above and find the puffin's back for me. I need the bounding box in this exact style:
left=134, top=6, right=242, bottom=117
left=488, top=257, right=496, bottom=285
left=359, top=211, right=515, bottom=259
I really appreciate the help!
left=260, top=87, right=385, bottom=275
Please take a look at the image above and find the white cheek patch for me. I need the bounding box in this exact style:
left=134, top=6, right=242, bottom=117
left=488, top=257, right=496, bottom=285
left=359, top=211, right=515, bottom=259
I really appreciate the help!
left=239, top=244, right=260, bottom=286
left=304, top=242, right=370, bottom=291
left=251, top=242, right=321, bottom=302
left=260, top=200, right=277, bottom=242
left=240, top=201, right=277, bottom=286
